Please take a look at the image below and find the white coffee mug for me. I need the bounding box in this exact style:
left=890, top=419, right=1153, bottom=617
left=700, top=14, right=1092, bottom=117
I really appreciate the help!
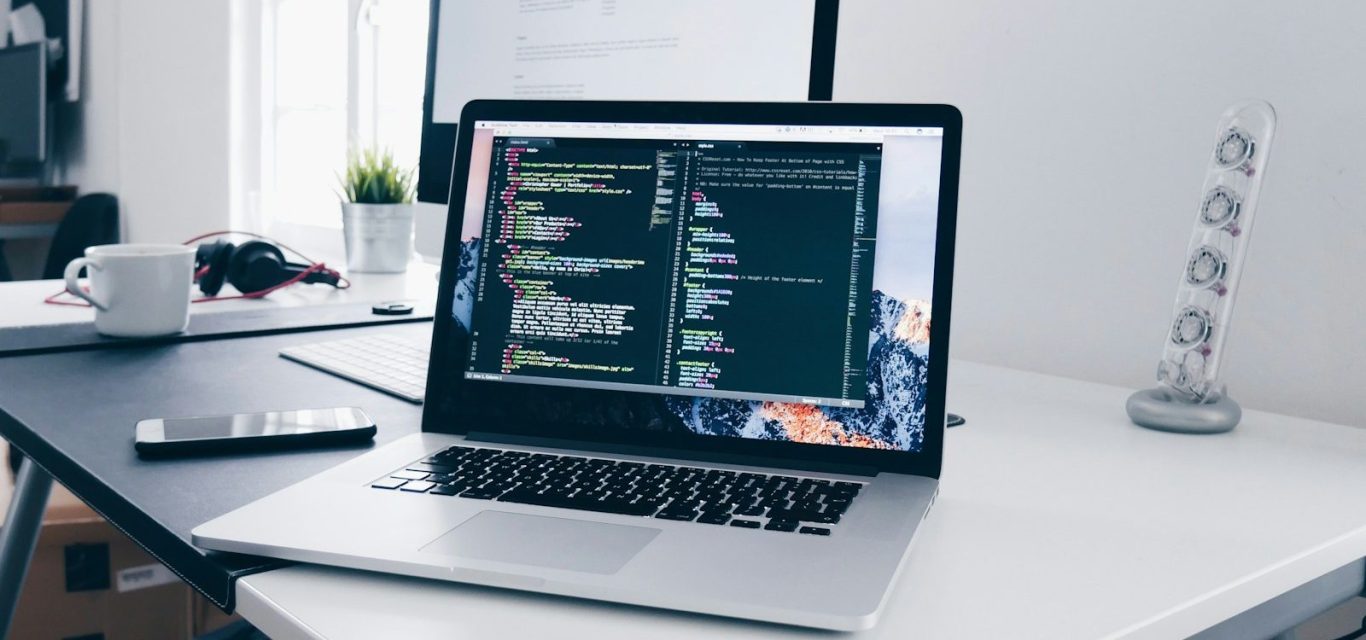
left=64, top=244, right=196, bottom=337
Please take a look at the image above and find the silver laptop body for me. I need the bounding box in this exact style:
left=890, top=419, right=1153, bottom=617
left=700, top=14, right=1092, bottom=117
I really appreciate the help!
left=194, top=100, right=962, bottom=631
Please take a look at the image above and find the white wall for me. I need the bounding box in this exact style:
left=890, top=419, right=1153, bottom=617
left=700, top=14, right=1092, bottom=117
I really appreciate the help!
left=48, top=2, right=1366, bottom=426
left=56, top=0, right=233, bottom=243
left=836, top=0, right=1366, bottom=426
left=53, top=0, right=118, bottom=193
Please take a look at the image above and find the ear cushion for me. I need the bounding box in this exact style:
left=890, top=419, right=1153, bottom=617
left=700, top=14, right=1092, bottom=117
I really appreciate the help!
left=226, top=241, right=291, bottom=294
left=195, top=240, right=234, bottom=296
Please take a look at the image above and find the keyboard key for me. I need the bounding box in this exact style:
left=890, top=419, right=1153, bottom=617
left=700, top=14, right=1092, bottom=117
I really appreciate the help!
left=833, top=481, right=863, bottom=494
left=479, top=480, right=517, bottom=494
left=400, top=481, right=435, bottom=493
left=430, top=484, right=461, bottom=496
left=729, top=519, right=761, bottom=529
left=408, top=463, right=458, bottom=474
left=655, top=509, right=697, bottom=522
left=697, top=512, right=730, bottom=525
left=460, top=486, right=504, bottom=500
left=759, top=497, right=791, bottom=510
left=764, top=519, right=799, bottom=532
left=669, top=498, right=704, bottom=512
left=766, top=506, right=804, bottom=519
left=799, top=526, right=831, bottom=536
left=371, top=477, right=406, bottom=490
left=391, top=470, right=430, bottom=481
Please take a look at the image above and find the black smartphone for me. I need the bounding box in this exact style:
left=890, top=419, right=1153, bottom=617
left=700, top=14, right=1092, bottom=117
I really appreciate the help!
left=134, top=407, right=376, bottom=458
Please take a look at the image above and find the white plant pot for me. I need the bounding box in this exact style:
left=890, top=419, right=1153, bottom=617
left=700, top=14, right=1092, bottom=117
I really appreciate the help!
left=341, top=202, right=415, bottom=273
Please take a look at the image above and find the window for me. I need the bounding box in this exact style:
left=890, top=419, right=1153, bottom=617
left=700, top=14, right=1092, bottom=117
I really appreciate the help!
left=259, top=0, right=429, bottom=230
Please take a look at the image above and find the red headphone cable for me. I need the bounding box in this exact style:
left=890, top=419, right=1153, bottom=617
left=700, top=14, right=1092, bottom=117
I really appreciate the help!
left=44, top=230, right=351, bottom=307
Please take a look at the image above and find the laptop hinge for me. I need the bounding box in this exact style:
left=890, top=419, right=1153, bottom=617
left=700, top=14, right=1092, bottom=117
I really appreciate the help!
left=465, top=432, right=880, bottom=477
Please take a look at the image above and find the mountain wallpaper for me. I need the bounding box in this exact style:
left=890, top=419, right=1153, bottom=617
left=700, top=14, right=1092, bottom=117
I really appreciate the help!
left=451, top=239, right=932, bottom=453
left=451, top=238, right=481, bottom=333
left=662, top=290, right=930, bottom=452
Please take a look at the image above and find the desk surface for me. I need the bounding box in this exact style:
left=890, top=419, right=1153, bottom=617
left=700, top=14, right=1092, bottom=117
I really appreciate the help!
left=0, top=322, right=434, bottom=608
left=235, top=362, right=1366, bottom=639
left=0, top=267, right=439, bottom=608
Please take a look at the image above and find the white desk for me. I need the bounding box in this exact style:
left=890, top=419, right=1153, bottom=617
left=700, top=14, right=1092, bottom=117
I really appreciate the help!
left=0, top=262, right=441, bottom=331
left=231, top=362, right=1366, bottom=639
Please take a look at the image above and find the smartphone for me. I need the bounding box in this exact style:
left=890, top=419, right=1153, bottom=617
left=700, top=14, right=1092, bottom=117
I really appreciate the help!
left=134, top=407, right=377, bottom=458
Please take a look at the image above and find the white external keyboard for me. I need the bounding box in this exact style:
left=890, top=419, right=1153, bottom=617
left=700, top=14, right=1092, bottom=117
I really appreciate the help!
left=279, top=334, right=429, bottom=403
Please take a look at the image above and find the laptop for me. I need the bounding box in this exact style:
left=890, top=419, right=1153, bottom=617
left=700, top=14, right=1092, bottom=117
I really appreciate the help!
left=193, top=100, right=961, bottom=631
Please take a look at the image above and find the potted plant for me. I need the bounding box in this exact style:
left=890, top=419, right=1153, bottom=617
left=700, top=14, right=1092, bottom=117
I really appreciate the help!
left=338, top=147, right=416, bottom=273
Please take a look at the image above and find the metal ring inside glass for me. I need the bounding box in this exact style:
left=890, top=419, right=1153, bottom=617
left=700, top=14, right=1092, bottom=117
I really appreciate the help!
left=1185, top=245, right=1228, bottom=288
left=1170, top=306, right=1213, bottom=349
left=1214, top=127, right=1255, bottom=168
left=1159, top=350, right=1208, bottom=393
left=1178, top=350, right=1207, bottom=387
left=1200, top=186, right=1241, bottom=227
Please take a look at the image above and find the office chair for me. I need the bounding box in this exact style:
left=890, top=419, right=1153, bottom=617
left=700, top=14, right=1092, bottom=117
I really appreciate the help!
left=41, top=193, right=121, bottom=279
left=0, top=194, right=121, bottom=282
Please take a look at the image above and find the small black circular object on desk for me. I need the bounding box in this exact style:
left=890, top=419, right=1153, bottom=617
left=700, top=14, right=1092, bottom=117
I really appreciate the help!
left=372, top=302, right=414, bottom=316
left=947, top=413, right=966, bottom=428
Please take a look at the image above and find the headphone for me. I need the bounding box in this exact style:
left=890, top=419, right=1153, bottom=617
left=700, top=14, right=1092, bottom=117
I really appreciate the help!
left=194, top=239, right=344, bottom=297
left=45, top=231, right=348, bottom=308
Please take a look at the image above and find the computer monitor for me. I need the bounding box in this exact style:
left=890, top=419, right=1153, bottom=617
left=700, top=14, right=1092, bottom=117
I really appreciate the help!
left=0, top=43, right=47, bottom=170
left=416, top=0, right=840, bottom=205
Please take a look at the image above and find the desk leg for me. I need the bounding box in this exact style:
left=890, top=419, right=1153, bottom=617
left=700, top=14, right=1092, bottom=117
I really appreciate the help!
left=0, top=456, right=54, bottom=639
left=0, top=240, right=13, bottom=282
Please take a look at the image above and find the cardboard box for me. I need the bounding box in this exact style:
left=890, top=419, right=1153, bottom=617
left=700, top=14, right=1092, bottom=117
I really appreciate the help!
left=2, top=447, right=241, bottom=639
left=7, top=515, right=193, bottom=639
left=191, top=593, right=245, bottom=638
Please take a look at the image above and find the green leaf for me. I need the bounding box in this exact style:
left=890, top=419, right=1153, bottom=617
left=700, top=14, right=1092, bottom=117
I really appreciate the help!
left=337, top=145, right=416, bottom=204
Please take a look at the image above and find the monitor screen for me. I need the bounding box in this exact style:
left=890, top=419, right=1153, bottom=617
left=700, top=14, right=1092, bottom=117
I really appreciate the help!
left=442, top=119, right=944, bottom=453
left=417, top=0, right=836, bottom=204
left=431, top=1, right=816, bottom=123
left=0, top=43, right=46, bottom=165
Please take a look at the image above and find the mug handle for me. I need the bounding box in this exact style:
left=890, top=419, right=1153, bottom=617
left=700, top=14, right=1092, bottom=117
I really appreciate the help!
left=64, top=257, right=109, bottom=310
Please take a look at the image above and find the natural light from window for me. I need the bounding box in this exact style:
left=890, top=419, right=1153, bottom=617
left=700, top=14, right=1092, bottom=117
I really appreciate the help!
left=264, top=0, right=429, bottom=229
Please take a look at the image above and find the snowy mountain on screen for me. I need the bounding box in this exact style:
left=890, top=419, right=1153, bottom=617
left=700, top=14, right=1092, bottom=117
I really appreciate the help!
left=665, top=290, right=931, bottom=451
left=451, top=238, right=481, bottom=331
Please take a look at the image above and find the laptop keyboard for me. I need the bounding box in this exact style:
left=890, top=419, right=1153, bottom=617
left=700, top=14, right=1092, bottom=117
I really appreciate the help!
left=371, top=445, right=864, bottom=535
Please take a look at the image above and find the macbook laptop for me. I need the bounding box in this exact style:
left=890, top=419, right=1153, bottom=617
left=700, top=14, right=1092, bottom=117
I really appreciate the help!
left=193, top=100, right=961, bottom=631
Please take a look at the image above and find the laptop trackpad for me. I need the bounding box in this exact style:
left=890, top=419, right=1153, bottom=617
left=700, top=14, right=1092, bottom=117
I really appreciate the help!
left=420, top=510, right=661, bottom=575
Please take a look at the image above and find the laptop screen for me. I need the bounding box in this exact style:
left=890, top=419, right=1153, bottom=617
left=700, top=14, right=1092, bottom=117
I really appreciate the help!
left=441, top=116, right=945, bottom=455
